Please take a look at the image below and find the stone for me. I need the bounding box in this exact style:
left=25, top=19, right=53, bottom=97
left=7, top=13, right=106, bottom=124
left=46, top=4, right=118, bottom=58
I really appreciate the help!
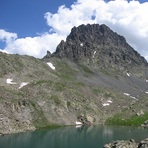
left=86, top=115, right=95, bottom=124
left=138, top=138, right=148, bottom=148
left=103, top=138, right=148, bottom=148
left=50, top=24, right=147, bottom=70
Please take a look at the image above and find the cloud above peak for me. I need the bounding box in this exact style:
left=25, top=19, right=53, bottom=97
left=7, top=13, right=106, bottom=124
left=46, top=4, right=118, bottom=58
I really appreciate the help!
left=0, top=29, right=17, bottom=43
left=0, top=0, right=148, bottom=60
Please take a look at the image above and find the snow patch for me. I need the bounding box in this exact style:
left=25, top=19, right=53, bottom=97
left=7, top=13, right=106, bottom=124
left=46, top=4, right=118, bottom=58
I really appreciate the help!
left=145, top=91, right=148, bottom=94
left=124, top=93, right=138, bottom=100
left=102, top=99, right=113, bottom=107
left=6, top=79, right=17, bottom=84
left=80, top=43, right=83, bottom=47
left=102, top=103, right=110, bottom=107
left=47, top=62, right=55, bottom=70
left=129, top=96, right=137, bottom=100
left=146, top=80, right=148, bottom=82
left=126, top=73, right=130, bottom=77
left=107, top=100, right=112, bottom=103
left=19, top=82, right=29, bottom=89
left=75, top=121, right=82, bottom=125
left=123, top=93, right=130, bottom=96
left=92, top=51, right=96, bottom=58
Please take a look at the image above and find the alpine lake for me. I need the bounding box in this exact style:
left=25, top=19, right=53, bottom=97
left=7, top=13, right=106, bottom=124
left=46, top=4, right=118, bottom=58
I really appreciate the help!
left=0, top=125, right=148, bottom=148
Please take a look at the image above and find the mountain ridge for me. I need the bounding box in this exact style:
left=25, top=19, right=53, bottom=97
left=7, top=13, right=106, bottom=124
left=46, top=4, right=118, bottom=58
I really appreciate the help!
left=0, top=24, right=148, bottom=135
left=51, top=24, right=147, bottom=67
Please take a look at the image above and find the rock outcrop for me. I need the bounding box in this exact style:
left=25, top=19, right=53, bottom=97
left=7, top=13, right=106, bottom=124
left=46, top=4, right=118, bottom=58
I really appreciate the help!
left=52, top=24, right=147, bottom=70
left=103, top=138, right=148, bottom=148
left=141, top=120, right=148, bottom=128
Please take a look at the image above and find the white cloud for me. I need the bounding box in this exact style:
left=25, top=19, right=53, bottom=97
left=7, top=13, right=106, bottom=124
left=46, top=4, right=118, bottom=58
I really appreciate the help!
left=4, top=33, right=65, bottom=58
left=0, top=29, right=17, bottom=43
left=0, top=0, right=148, bottom=60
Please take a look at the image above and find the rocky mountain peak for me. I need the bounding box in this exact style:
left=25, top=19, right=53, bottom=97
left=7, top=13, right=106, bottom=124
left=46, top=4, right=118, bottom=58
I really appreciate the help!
left=49, top=24, right=147, bottom=69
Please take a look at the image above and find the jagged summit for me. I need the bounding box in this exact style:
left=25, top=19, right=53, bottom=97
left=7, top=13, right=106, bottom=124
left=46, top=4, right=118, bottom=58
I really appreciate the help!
left=50, top=24, right=147, bottom=69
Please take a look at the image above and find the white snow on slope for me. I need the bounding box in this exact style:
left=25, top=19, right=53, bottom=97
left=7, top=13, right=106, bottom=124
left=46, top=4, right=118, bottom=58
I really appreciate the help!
left=102, top=103, right=110, bottom=107
left=123, top=93, right=130, bottom=96
left=107, top=100, right=112, bottom=103
left=102, top=99, right=113, bottom=107
left=126, top=73, right=130, bottom=77
left=6, top=79, right=17, bottom=84
left=75, top=121, right=82, bottom=125
left=80, top=43, right=83, bottom=47
left=19, top=82, right=29, bottom=89
left=124, top=93, right=138, bottom=100
left=92, top=51, right=96, bottom=58
left=146, top=80, right=148, bottom=82
left=47, top=62, right=55, bottom=70
left=130, top=96, right=137, bottom=100
left=145, top=91, right=148, bottom=94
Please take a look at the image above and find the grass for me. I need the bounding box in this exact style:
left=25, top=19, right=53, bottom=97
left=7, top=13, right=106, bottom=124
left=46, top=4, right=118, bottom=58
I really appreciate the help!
left=79, top=64, right=94, bottom=74
left=30, top=101, right=50, bottom=128
left=100, top=67, right=110, bottom=75
left=67, top=101, right=71, bottom=108
left=106, top=112, right=148, bottom=126
left=50, top=95, right=61, bottom=105
left=92, top=88, right=103, bottom=94
left=104, top=91, right=116, bottom=98
left=73, top=82, right=85, bottom=87
left=31, top=80, right=53, bottom=86
left=54, top=82, right=66, bottom=91
left=0, top=97, right=4, bottom=102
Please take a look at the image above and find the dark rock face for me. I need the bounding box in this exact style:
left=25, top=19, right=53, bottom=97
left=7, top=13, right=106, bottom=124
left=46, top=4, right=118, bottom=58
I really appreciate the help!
left=52, top=24, right=147, bottom=69
left=43, top=50, right=51, bottom=61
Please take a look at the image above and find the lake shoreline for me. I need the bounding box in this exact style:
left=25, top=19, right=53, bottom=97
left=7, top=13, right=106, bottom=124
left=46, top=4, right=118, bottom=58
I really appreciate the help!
left=0, top=125, right=148, bottom=148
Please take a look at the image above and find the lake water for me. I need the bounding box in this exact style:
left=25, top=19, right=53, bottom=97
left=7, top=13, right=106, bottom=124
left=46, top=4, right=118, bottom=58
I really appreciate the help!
left=0, top=125, right=148, bottom=148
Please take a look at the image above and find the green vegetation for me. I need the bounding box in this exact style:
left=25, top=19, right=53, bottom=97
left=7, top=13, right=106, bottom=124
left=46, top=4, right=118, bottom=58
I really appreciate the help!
left=92, top=88, right=103, bottom=94
left=30, top=101, right=50, bottom=128
left=0, top=49, right=148, bottom=135
left=54, top=60, right=77, bottom=81
left=106, top=112, right=148, bottom=126
left=104, top=91, right=116, bottom=98
left=100, top=67, right=110, bottom=75
left=51, top=95, right=61, bottom=105
left=54, top=82, right=66, bottom=91
left=73, top=82, right=85, bottom=87
left=79, top=64, right=94, bottom=74
left=67, top=101, right=71, bottom=108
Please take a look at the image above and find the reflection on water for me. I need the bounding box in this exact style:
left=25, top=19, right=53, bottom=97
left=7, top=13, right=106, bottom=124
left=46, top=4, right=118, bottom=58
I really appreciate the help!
left=0, top=125, right=148, bottom=148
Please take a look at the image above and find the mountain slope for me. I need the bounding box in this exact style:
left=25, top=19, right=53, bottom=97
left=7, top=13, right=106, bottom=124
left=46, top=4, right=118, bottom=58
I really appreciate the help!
left=0, top=24, right=148, bottom=135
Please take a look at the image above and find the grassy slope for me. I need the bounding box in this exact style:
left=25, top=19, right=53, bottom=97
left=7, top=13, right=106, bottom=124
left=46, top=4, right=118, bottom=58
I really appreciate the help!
left=0, top=52, right=148, bottom=133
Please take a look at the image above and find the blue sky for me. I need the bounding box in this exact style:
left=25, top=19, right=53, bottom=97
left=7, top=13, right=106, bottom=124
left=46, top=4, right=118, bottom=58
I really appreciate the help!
left=0, top=0, right=148, bottom=60
left=0, top=0, right=147, bottom=38
left=0, top=0, right=75, bottom=38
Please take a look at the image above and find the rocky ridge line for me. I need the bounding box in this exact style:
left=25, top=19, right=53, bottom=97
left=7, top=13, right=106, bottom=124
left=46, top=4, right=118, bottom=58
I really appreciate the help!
left=50, top=24, right=147, bottom=69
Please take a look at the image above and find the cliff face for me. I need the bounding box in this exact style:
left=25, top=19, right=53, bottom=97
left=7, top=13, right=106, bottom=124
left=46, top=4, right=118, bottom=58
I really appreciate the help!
left=0, top=24, right=148, bottom=135
left=53, top=24, right=147, bottom=68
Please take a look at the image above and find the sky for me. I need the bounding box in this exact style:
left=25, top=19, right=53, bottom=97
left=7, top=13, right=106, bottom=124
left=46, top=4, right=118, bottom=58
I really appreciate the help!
left=0, top=0, right=148, bottom=61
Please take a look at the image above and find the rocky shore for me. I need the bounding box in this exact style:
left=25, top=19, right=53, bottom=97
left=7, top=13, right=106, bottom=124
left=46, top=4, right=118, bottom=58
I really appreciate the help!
left=103, top=138, right=148, bottom=148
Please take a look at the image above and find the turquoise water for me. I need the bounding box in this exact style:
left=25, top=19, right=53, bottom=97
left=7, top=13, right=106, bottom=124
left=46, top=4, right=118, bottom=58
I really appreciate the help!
left=0, top=125, right=148, bottom=148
